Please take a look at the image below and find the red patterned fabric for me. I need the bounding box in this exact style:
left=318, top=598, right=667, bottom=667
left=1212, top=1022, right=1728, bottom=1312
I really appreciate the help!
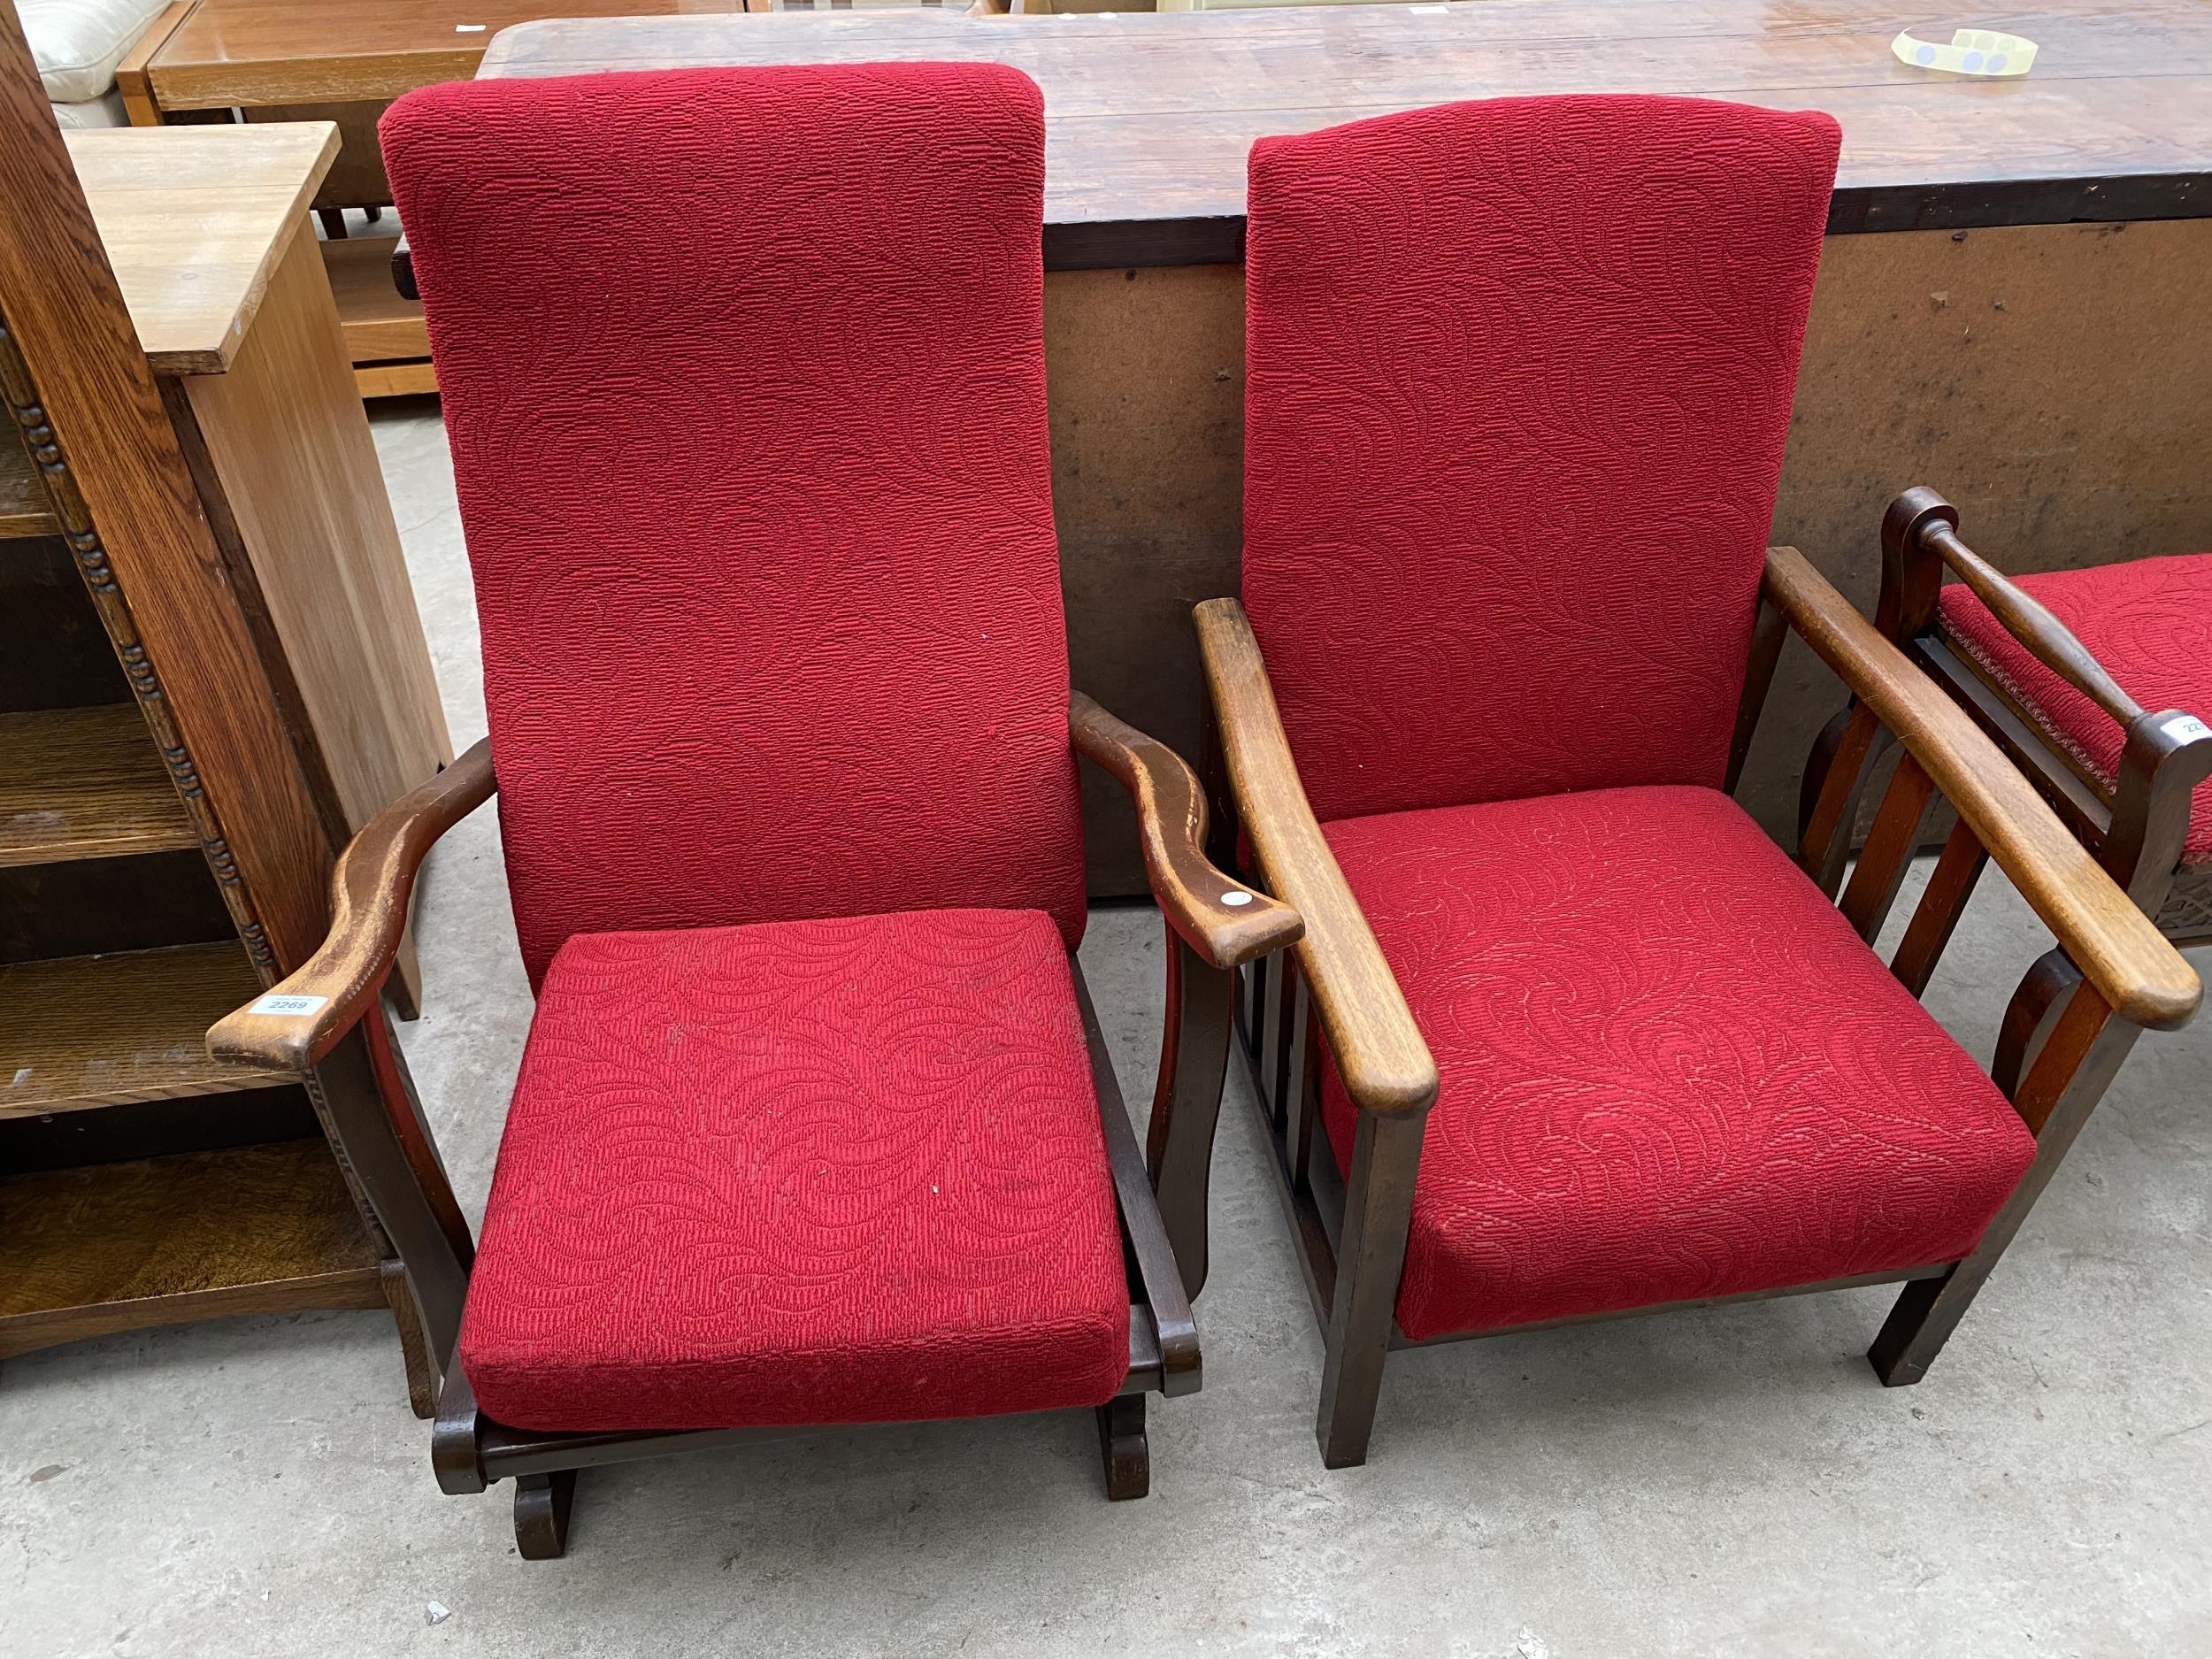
left=459, top=909, right=1130, bottom=1431
left=1939, top=553, right=2212, bottom=866
left=381, top=66, right=1086, bottom=987
left=1317, top=787, right=2037, bottom=1342
left=1242, top=96, right=1839, bottom=825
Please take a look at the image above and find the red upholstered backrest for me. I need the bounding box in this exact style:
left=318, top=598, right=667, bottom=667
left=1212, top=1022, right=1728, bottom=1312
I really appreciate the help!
left=1242, top=96, right=1839, bottom=824
left=381, top=65, right=1086, bottom=987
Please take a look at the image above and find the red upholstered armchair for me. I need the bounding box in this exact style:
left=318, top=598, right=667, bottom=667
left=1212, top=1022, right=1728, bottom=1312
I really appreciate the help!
left=207, top=63, right=1296, bottom=1558
left=1197, top=95, right=2202, bottom=1469
left=1805, top=494, right=2212, bottom=1060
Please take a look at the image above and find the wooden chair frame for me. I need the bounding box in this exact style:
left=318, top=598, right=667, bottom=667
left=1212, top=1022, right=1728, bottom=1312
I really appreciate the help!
left=1194, top=544, right=2200, bottom=1470
left=208, top=692, right=1298, bottom=1557
left=1804, top=488, right=2212, bottom=1001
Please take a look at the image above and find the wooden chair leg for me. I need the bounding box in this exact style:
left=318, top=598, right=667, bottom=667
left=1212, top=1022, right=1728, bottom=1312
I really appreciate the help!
left=1316, top=1110, right=1422, bottom=1468
left=1095, top=1395, right=1149, bottom=1501
left=380, top=1261, right=437, bottom=1418
left=1147, top=928, right=1235, bottom=1301
left=1872, top=979, right=2140, bottom=1386
left=513, top=1471, right=576, bottom=1559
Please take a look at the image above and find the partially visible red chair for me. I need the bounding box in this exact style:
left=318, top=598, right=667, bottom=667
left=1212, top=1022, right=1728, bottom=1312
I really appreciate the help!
left=1197, top=94, right=2200, bottom=1469
left=1805, top=502, right=2212, bottom=1088
left=210, top=62, right=1295, bottom=1557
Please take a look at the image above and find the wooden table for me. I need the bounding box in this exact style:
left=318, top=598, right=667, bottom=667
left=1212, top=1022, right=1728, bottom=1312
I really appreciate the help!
left=486, top=4, right=2212, bottom=255
left=476, top=4, right=2212, bottom=887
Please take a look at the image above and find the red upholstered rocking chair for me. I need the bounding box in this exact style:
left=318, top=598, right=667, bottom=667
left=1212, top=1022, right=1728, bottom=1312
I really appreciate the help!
left=1803, top=495, right=2212, bottom=1066
left=208, top=63, right=1296, bottom=1557
left=1195, top=95, right=2202, bottom=1468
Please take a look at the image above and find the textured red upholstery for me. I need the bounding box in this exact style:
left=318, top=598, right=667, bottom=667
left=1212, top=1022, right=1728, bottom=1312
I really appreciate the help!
left=458, top=909, right=1130, bottom=1431
left=1939, top=553, right=2212, bottom=866
left=1242, top=96, right=1839, bottom=825
left=381, top=65, right=1086, bottom=987
left=1317, top=787, right=2037, bottom=1342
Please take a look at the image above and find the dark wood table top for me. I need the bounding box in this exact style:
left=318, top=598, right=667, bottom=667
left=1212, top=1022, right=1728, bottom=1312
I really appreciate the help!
left=475, top=2, right=2212, bottom=266
left=149, top=0, right=747, bottom=110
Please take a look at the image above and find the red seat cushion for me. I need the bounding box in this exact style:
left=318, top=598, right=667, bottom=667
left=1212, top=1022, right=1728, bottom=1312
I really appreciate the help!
left=1242, top=95, right=1838, bottom=824
left=1318, top=787, right=2038, bottom=1343
left=1939, top=553, right=2212, bottom=866
left=381, top=65, right=1085, bottom=988
left=458, top=909, right=1130, bottom=1432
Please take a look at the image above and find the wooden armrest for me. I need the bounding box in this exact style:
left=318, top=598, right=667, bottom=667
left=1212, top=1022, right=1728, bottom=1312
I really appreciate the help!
left=207, top=741, right=497, bottom=1070
left=1070, top=690, right=1302, bottom=971
left=1914, top=510, right=2144, bottom=728
left=1191, top=600, right=1440, bottom=1115
left=1766, top=547, right=2200, bottom=1030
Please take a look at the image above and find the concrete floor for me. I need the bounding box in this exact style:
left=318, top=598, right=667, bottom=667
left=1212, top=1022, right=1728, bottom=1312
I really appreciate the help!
left=5, top=401, right=2211, bottom=1658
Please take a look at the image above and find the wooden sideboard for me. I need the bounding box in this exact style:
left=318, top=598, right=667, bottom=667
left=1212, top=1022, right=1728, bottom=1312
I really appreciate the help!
left=0, top=50, right=452, bottom=1404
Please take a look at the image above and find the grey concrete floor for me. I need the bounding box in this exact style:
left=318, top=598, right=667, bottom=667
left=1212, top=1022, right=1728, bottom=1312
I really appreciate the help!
left=6, top=401, right=2211, bottom=1659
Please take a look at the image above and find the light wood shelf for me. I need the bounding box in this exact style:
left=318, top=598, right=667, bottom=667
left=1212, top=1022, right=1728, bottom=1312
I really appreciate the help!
left=0, top=941, right=295, bottom=1118
left=320, top=236, right=426, bottom=359
left=320, top=236, right=436, bottom=396
left=0, top=1138, right=384, bottom=1358
left=0, top=703, right=198, bottom=866
left=0, top=423, right=58, bottom=540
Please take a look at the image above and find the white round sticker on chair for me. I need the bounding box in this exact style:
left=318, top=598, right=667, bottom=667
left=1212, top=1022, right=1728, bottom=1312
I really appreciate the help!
left=1221, top=891, right=1253, bottom=907
left=2162, top=714, right=2212, bottom=745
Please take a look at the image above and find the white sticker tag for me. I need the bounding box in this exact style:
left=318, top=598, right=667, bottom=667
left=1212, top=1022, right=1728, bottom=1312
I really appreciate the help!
left=251, top=993, right=328, bottom=1018
left=1221, top=891, right=1254, bottom=907
left=2163, top=714, right=2212, bottom=745
left=455, top=21, right=486, bottom=31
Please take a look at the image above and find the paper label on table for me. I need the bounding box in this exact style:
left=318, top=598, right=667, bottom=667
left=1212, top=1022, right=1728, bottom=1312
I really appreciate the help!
left=2162, top=714, right=2212, bottom=745
left=250, top=993, right=328, bottom=1018
left=456, top=22, right=486, bottom=31
left=1892, top=27, right=2037, bottom=77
